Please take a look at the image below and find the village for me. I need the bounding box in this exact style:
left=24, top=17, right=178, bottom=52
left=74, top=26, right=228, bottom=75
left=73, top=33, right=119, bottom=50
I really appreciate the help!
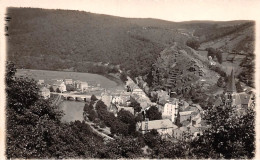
left=36, top=68, right=255, bottom=143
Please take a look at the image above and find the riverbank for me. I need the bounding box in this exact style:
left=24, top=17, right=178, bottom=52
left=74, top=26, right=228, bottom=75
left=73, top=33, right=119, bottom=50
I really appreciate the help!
left=102, top=73, right=125, bottom=87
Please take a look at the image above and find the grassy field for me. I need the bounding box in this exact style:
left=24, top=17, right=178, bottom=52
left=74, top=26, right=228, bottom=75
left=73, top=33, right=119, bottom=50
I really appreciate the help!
left=16, top=69, right=125, bottom=91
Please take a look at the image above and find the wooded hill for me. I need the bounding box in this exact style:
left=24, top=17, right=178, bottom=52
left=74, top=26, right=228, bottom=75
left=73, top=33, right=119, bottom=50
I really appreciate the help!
left=7, top=8, right=254, bottom=79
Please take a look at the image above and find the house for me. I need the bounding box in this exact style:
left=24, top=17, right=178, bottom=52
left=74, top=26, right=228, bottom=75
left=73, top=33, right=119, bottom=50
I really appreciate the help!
left=111, top=92, right=131, bottom=106
left=156, top=90, right=170, bottom=105
left=52, top=80, right=66, bottom=93
left=136, top=119, right=178, bottom=136
left=239, top=92, right=251, bottom=109
left=111, top=95, right=122, bottom=105
left=101, top=91, right=113, bottom=108
left=39, top=86, right=50, bottom=99
left=162, top=98, right=179, bottom=122
left=109, top=104, right=119, bottom=116
left=119, top=92, right=131, bottom=106
left=179, top=106, right=199, bottom=122
left=73, top=80, right=82, bottom=89
left=79, top=82, right=88, bottom=92
left=37, top=79, right=44, bottom=85
left=172, top=126, right=202, bottom=141
left=132, top=88, right=144, bottom=96
left=64, top=79, right=73, bottom=85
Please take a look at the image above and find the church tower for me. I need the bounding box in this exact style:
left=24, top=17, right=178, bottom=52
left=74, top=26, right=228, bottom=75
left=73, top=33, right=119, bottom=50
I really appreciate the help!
left=225, top=69, right=236, bottom=107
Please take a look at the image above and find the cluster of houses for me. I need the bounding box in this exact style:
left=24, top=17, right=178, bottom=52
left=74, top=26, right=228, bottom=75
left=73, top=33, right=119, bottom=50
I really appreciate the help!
left=136, top=97, right=205, bottom=141
left=135, top=70, right=255, bottom=141
left=37, top=78, right=89, bottom=99
left=214, top=70, right=255, bottom=112
left=100, top=76, right=156, bottom=117
left=101, top=90, right=135, bottom=116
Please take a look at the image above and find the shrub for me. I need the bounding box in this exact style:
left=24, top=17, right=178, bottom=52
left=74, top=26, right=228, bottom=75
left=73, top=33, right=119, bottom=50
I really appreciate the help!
left=186, top=39, right=200, bottom=50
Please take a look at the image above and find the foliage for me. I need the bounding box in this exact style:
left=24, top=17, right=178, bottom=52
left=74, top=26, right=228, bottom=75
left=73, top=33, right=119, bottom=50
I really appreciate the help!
left=56, top=88, right=61, bottom=93
left=97, top=136, right=144, bottom=159
left=216, top=50, right=223, bottom=64
left=49, top=86, right=54, bottom=92
left=217, top=77, right=225, bottom=88
left=145, top=106, right=162, bottom=120
left=66, top=84, right=76, bottom=91
left=6, top=61, right=106, bottom=159
left=83, top=103, right=97, bottom=121
left=236, top=81, right=244, bottom=93
left=194, top=22, right=254, bottom=44
left=90, top=94, right=98, bottom=102
left=119, top=72, right=128, bottom=83
left=209, top=65, right=226, bottom=77
left=186, top=39, right=200, bottom=50
left=129, top=97, right=142, bottom=114
left=117, top=109, right=137, bottom=135
left=194, top=106, right=255, bottom=159
left=238, top=53, right=255, bottom=88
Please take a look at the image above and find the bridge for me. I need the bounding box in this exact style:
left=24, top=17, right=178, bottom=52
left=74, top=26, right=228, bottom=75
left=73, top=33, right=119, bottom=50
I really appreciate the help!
left=51, top=92, right=100, bottom=102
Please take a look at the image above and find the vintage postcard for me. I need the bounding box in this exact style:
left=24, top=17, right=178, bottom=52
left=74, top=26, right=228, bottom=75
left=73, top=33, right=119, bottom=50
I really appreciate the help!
left=0, top=0, right=260, bottom=160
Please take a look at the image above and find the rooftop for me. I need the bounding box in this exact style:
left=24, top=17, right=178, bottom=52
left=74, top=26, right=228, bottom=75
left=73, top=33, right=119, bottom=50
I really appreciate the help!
left=138, top=119, right=177, bottom=131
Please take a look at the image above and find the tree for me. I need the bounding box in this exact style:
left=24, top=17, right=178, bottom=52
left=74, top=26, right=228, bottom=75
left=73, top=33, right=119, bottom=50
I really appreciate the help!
left=90, top=94, right=98, bottom=101
left=217, top=77, right=225, bottom=87
left=130, top=98, right=142, bottom=114
left=186, top=38, right=200, bottom=50
left=110, top=120, right=128, bottom=136
left=49, top=86, right=54, bottom=92
left=206, top=47, right=217, bottom=59
left=216, top=50, right=223, bottom=64
left=117, top=109, right=135, bottom=124
left=236, top=81, right=244, bottom=93
left=194, top=106, right=255, bottom=159
left=56, top=88, right=61, bottom=93
left=66, top=84, right=75, bottom=91
left=98, top=136, right=144, bottom=159
left=120, top=72, right=128, bottom=83
left=6, top=61, right=64, bottom=159
left=145, top=106, right=162, bottom=120
left=117, top=109, right=136, bottom=135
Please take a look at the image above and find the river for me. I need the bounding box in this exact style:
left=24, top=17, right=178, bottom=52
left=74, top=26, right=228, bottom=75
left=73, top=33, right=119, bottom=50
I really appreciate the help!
left=59, top=101, right=86, bottom=122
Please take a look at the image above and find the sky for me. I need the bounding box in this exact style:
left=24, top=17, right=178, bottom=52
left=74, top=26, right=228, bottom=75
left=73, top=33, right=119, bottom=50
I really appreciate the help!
left=1, top=0, right=260, bottom=22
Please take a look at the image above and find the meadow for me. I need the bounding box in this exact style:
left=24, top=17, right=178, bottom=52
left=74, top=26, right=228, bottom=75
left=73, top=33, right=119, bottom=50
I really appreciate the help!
left=16, top=69, right=125, bottom=91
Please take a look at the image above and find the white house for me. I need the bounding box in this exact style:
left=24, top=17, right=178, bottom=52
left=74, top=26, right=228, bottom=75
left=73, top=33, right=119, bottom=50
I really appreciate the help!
left=132, top=88, right=144, bottom=96
left=79, top=82, right=88, bottom=92
left=101, top=91, right=113, bottom=108
left=162, top=99, right=179, bottom=122
left=37, top=79, right=44, bottom=85
left=39, top=87, right=50, bottom=99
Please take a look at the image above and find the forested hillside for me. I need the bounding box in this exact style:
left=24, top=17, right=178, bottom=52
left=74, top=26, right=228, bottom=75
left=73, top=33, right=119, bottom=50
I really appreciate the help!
left=7, top=8, right=254, bottom=79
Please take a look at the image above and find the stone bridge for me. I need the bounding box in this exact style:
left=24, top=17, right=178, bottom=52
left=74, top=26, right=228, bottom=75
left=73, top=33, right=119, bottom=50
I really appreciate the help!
left=51, top=92, right=100, bottom=102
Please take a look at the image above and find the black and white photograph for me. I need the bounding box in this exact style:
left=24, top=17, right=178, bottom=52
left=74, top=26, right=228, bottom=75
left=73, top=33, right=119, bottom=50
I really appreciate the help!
left=0, top=0, right=259, bottom=160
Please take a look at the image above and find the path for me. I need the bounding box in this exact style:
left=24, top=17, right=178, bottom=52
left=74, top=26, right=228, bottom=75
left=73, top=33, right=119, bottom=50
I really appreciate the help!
left=85, top=100, right=114, bottom=141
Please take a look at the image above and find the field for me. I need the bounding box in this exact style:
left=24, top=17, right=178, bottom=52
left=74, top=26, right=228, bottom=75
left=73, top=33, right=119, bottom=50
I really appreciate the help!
left=16, top=69, right=125, bottom=91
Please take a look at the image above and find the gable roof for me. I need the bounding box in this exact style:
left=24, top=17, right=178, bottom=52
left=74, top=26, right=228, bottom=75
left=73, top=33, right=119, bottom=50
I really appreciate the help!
left=214, top=97, right=223, bottom=107
left=138, top=119, right=177, bottom=131
left=239, top=93, right=250, bottom=105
